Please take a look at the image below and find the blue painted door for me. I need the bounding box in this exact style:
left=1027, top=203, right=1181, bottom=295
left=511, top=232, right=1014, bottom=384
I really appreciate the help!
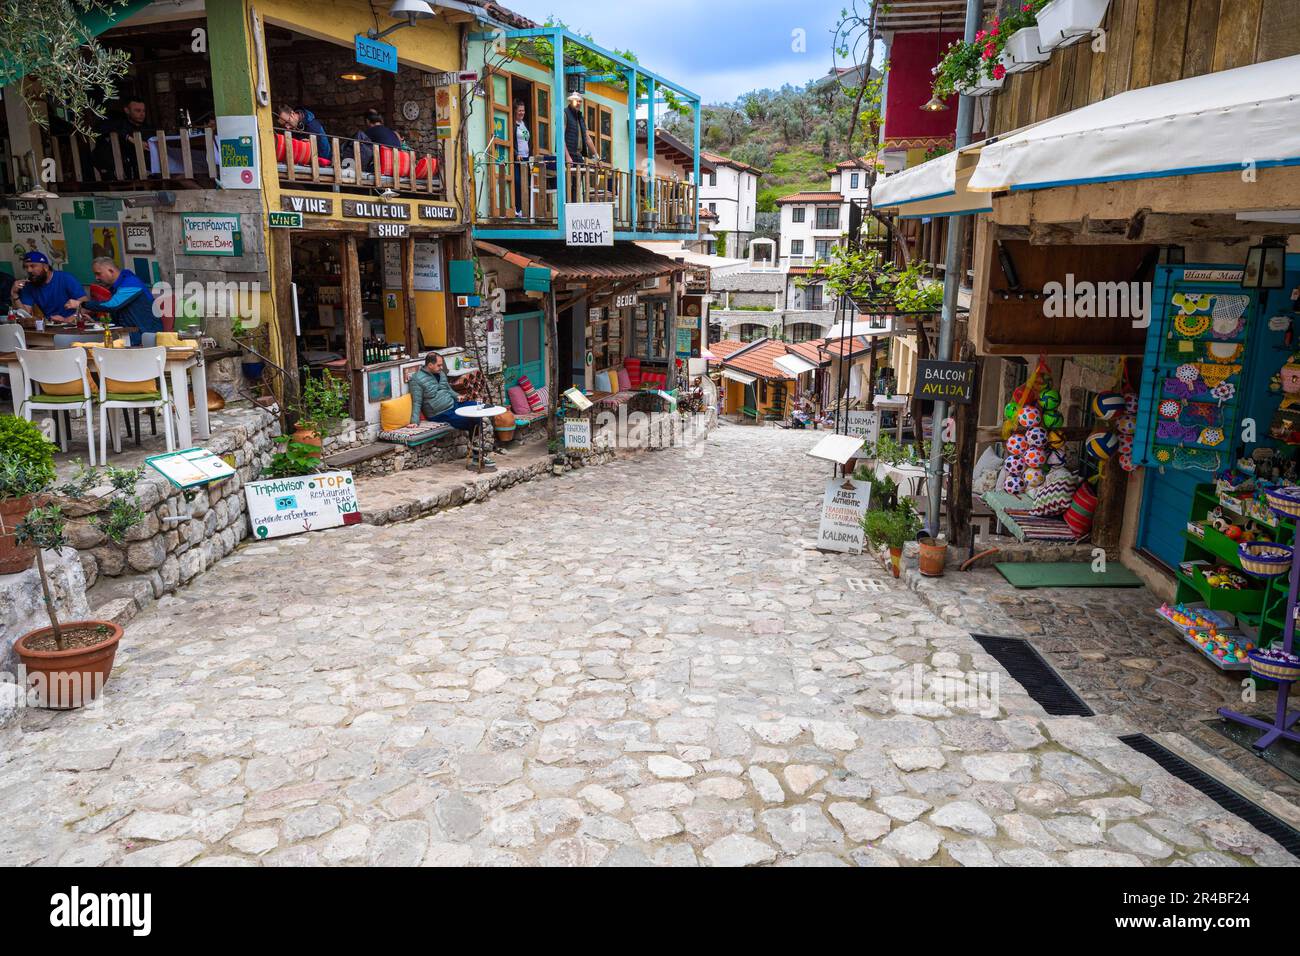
left=504, top=310, right=546, bottom=394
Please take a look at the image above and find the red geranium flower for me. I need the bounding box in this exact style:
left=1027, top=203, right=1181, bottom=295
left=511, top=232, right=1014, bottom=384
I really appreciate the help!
left=992, top=63, right=1007, bottom=80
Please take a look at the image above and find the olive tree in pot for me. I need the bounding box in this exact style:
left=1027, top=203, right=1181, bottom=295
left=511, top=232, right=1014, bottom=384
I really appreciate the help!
left=0, top=415, right=56, bottom=574
left=12, top=465, right=145, bottom=709
left=862, top=500, right=921, bottom=578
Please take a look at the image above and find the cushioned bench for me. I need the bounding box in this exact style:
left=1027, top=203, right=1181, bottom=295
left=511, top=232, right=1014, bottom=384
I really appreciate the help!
left=377, top=422, right=454, bottom=447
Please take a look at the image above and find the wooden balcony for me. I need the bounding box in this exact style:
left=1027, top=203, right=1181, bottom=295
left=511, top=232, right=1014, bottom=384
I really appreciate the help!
left=21, top=127, right=221, bottom=192
left=276, top=129, right=445, bottom=199
left=479, top=160, right=697, bottom=235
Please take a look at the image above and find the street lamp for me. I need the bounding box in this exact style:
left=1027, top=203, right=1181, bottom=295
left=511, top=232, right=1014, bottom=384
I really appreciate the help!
left=368, top=1, right=435, bottom=40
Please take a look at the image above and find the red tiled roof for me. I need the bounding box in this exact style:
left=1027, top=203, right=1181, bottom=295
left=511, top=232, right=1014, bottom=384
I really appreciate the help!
left=702, top=150, right=762, bottom=176
left=775, top=192, right=844, bottom=205
left=787, top=339, right=828, bottom=364
left=706, top=339, right=747, bottom=361
left=475, top=239, right=685, bottom=281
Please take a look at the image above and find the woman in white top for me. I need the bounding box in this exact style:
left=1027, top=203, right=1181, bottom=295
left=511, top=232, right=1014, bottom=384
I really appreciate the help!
left=513, top=100, right=530, bottom=217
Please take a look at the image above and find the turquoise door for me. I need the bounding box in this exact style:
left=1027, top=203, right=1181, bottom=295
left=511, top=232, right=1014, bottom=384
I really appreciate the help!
left=504, top=310, right=546, bottom=392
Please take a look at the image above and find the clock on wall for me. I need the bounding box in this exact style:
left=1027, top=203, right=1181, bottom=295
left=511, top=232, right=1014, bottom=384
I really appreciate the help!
left=402, top=101, right=421, bottom=122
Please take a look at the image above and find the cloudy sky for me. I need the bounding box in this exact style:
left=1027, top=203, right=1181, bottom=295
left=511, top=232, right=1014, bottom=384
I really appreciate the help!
left=507, top=0, right=848, bottom=104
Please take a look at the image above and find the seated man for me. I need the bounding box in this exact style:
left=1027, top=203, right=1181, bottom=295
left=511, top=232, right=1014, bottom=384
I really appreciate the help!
left=83, top=256, right=159, bottom=346
left=408, top=351, right=480, bottom=431
left=10, top=251, right=86, bottom=320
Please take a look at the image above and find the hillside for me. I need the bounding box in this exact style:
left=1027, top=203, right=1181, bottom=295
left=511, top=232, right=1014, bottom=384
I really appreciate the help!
left=663, top=74, right=870, bottom=212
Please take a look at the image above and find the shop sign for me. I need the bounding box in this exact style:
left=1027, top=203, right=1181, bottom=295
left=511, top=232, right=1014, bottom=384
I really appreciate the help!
left=215, top=116, right=259, bottom=190
left=564, top=202, right=613, bottom=246
left=418, top=203, right=458, bottom=221
left=486, top=327, right=504, bottom=371
left=181, top=213, right=241, bottom=257
left=817, top=477, right=871, bottom=553
left=370, top=222, right=410, bottom=239
left=613, top=292, right=639, bottom=309
left=564, top=419, right=592, bottom=450
left=123, top=222, right=154, bottom=253
left=355, top=35, right=397, bottom=73
left=281, top=195, right=332, bottom=216
left=1182, top=269, right=1244, bottom=283
left=342, top=200, right=411, bottom=220
left=245, top=471, right=361, bottom=540
left=431, top=70, right=479, bottom=87
left=268, top=211, right=303, bottom=229
left=916, top=359, right=977, bottom=404
left=834, top=409, right=880, bottom=444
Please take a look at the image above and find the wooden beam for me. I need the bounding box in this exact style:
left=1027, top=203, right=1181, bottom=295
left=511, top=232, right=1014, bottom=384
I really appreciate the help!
left=270, top=228, right=300, bottom=424
left=342, top=234, right=364, bottom=420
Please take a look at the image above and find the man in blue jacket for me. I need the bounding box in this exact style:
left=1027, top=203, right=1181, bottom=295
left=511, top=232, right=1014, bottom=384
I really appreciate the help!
left=9, top=251, right=86, bottom=320
left=85, top=257, right=160, bottom=345
left=277, top=105, right=333, bottom=164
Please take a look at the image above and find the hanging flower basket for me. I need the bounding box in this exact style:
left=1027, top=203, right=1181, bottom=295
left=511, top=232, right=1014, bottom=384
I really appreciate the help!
left=1249, top=648, right=1300, bottom=684
left=1238, top=541, right=1293, bottom=578
left=1037, top=0, right=1111, bottom=50
left=976, top=70, right=1005, bottom=94
left=1004, top=26, right=1050, bottom=71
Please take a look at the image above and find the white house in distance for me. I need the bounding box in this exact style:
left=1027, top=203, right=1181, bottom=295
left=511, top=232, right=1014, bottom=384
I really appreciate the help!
left=699, top=151, right=761, bottom=258
left=776, top=190, right=845, bottom=268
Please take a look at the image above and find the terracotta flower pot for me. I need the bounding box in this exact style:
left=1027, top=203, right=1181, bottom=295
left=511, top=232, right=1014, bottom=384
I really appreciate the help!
left=291, top=427, right=323, bottom=459
left=493, top=410, right=517, bottom=443
left=918, top=539, right=948, bottom=577
left=14, top=621, right=123, bottom=710
left=889, top=545, right=903, bottom=578
left=0, top=496, right=36, bottom=575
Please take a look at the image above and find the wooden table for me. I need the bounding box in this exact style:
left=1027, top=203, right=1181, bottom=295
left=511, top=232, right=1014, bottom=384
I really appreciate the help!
left=17, top=326, right=131, bottom=349
left=2, top=347, right=210, bottom=448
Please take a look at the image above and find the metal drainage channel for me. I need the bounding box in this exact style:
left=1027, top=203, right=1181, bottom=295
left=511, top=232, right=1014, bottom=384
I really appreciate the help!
left=1120, top=734, right=1300, bottom=860
left=970, top=634, right=1094, bottom=717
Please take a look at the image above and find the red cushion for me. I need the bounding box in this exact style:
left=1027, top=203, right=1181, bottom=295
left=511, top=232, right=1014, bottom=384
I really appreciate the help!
left=414, top=156, right=437, bottom=179
left=624, top=358, right=642, bottom=389
left=378, top=147, right=412, bottom=177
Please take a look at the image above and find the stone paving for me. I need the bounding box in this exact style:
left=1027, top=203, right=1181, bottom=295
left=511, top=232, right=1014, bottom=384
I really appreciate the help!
left=0, top=425, right=1293, bottom=866
left=909, top=568, right=1300, bottom=808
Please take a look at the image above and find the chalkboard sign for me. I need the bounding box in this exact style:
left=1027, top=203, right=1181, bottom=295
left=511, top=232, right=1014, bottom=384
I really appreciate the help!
left=916, top=359, right=977, bottom=404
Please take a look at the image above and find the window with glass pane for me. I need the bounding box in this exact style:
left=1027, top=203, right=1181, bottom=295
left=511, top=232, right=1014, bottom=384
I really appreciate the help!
left=790, top=239, right=804, bottom=255
left=815, top=207, right=839, bottom=229
left=850, top=173, right=859, bottom=189
left=789, top=322, right=820, bottom=342
left=791, top=207, right=806, bottom=223
left=807, top=284, right=824, bottom=309
left=815, top=239, right=835, bottom=260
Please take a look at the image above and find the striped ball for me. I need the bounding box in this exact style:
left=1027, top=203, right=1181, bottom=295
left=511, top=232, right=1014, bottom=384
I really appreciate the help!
left=1091, top=391, right=1126, bottom=420
left=1087, top=430, right=1119, bottom=460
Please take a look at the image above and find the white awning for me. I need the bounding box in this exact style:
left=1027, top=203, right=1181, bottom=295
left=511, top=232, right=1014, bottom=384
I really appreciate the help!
left=807, top=433, right=867, bottom=465
left=774, top=354, right=818, bottom=376
left=720, top=368, right=757, bottom=385
left=969, top=54, right=1300, bottom=194
left=873, top=143, right=993, bottom=217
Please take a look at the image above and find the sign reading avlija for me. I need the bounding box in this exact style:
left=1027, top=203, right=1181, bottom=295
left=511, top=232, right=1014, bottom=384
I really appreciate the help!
left=245, top=471, right=361, bottom=540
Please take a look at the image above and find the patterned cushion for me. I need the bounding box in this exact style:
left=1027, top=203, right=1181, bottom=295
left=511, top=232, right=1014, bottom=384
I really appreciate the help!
left=623, top=358, right=642, bottom=389
left=617, top=368, right=632, bottom=391
left=517, top=374, right=544, bottom=414
left=534, top=386, right=549, bottom=414
left=1026, top=468, right=1079, bottom=517
left=1063, top=481, right=1098, bottom=537
left=507, top=385, right=532, bottom=417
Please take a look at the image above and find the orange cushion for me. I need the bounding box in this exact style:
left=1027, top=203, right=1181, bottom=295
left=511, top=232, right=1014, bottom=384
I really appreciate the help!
left=380, top=393, right=413, bottom=433
left=38, top=379, right=85, bottom=396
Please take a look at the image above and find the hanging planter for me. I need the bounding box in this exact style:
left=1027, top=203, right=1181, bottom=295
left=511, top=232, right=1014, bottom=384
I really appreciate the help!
left=1037, top=0, right=1111, bottom=50
left=976, top=70, right=1005, bottom=94
left=1004, top=26, right=1050, bottom=72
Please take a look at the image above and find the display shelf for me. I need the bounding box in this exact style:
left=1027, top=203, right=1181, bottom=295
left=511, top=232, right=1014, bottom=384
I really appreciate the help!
left=1175, top=569, right=1265, bottom=614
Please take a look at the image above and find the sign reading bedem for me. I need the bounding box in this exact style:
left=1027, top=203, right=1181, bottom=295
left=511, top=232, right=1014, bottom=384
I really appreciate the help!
left=565, top=202, right=613, bottom=246
left=817, top=477, right=871, bottom=553
left=245, top=471, right=361, bottom=540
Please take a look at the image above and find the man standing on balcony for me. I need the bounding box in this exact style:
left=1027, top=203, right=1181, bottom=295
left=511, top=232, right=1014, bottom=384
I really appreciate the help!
left=84, top=257, right=159, bottom=346
left=563, top=92, right=597, bottom=165
left=9, top=252, right=86, bottom=321
left=513, top=100, right=531, bottom=217
left=277, top=106, right=333, bottom=164
left=91, top=98, right=147, bottom=181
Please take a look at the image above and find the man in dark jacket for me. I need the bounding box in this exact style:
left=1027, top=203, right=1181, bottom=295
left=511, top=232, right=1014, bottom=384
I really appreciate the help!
left=277, top=106, right=333, bottom=163
left=85, top=257, right=159, bottom=346
left=408, top=352, right=478, bottom=430
left=357, top=109, right=403, bottom=171
left=92, top=98, right=148, bottom=180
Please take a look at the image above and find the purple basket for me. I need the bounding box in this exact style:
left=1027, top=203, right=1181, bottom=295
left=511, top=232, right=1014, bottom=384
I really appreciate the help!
left=1265, top=486, right=1300, bottom=519
left=1249, top=649, right=1300, bottom=683
left=1238, top=541, right=1293, bottom=578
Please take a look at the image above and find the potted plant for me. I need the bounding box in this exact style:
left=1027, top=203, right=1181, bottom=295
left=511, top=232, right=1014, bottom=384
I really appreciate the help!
left=292, top=374, right=349, bottom=458
left=0, top=415, right=56, bottom=574
left=862, top=500, right=921, bottom=578
left=975, top=17, right=1009, bottom=90
left=12, top=465, right=145, bottom=709
left=1002, top=1, right=1051, bottom=72
left=1037, top=0, right=1111, bottom=50
left=931, top=39, right=982, bottom=99
left=640, top=199, right=660, bottom=230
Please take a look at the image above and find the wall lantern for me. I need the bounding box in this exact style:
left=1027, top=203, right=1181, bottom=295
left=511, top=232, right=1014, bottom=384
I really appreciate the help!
left=1242, top=237, right=1287, bottom=290
left=368, top=1, right=435, bottom=41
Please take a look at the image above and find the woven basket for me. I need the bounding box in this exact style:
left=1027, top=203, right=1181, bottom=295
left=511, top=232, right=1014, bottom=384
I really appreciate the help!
left=1266, top=486, right=1300, bottom=519
left=1238, top=541, right=1293, bottom=578
left=1249, top=650, right=1300, bottom=683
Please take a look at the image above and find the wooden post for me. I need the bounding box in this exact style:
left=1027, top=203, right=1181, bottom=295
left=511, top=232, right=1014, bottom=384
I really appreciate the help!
left=949, top=335, right=982, bottom=550
left=544, top=288, right=558, bottom=440
left=401, top=238, right=418, bottom=355
left=1092, top=359, right=1132, bottom=550
left=270, top=228, right=300, bottom=423
left=342, top=233, right=365, bottom=420
left=666, top=279, right=679, bottom=391
left=911, top=315, right=929, bottom=445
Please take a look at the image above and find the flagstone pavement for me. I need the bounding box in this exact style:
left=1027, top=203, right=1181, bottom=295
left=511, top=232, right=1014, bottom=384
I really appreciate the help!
left=0, top=424, right=1292, bottom=866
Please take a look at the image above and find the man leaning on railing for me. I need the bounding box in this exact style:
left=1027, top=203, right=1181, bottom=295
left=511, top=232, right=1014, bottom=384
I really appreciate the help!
left=92, top=98, right=147, bottom=181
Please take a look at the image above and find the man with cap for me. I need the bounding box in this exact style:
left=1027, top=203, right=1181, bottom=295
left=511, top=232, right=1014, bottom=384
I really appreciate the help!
left=9, top=252, right=87, bottom=321
left=84, top=257, right=159, bottom=346
left=563, top=91, right=598, bottom=165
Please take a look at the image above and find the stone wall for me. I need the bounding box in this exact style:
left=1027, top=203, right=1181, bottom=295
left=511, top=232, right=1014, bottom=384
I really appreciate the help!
left=65, top=407, right=279, bottom=615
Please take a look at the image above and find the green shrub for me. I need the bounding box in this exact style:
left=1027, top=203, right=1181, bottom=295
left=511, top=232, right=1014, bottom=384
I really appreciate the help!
left=0, top=415, right=56, bottom=496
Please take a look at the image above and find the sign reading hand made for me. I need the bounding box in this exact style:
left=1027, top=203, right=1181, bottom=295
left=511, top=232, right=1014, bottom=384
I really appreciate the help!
left=245, top=470, right=361, bottom=540
left=565, top=202, right=614, bottom=247
left=916, top=359, right=978, bottom=405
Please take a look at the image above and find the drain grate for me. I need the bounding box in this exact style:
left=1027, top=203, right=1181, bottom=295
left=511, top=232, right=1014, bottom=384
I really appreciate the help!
left=970, top=634, right=1094, bottom=716
left=1121, top=734, right=1300, bottom=860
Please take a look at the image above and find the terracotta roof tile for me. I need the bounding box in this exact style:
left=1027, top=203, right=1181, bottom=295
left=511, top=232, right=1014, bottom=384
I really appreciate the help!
left=775, top=192, right=844, bottom=204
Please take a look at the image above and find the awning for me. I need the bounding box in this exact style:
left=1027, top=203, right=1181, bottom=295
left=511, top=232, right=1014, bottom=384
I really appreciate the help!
left=969, top=54, right=1300, bottom=194
left=873, top=143, right=993, bottom=218
left=720, top=369, right=757, bottom=386
left=0, top=0, right=152, bottom=87
left=774, top=354, right=818, bottom=376
left=474, top=239, right=685, bottom=281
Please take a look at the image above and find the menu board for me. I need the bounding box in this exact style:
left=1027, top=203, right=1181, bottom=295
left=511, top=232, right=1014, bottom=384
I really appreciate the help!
left=383, top=244, right=402, bottom=289
left=413, top=240, right=443, bottom=291
left=245, top=471, right=361, bottom=539
left=146, top=447, right=235, bottom=489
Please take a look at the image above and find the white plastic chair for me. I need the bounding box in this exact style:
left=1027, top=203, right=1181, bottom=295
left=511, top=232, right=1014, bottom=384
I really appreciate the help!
left=92, top=346, right=174, bottom=461
left=14, top=347, right=96, bottom=465
left=0, top=324, right=26, bottom=351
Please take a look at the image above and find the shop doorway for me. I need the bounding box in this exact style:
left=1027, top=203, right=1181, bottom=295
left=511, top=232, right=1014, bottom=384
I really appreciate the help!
left=557, top=303, right=585, bottom=390
left=503, top=309, right=546, bottom=392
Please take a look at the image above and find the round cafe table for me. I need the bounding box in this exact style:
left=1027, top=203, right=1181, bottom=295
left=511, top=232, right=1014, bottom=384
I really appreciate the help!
left=454, top=403, right=506, bottom=473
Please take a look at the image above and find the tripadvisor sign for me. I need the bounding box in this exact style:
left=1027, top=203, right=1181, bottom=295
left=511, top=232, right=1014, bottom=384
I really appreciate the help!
left=565, top=202, right=614, bottom=246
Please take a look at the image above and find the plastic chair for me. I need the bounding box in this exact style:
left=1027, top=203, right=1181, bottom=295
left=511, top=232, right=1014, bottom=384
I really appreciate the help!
left=14, top=347, right=96, bottom=465
left=92, top=346, right=173, bottom=461
left=0, top=324, right=26, bottom=351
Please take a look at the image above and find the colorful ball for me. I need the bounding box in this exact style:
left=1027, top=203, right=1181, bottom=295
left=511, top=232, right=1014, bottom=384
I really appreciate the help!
left=1124, top=392, right=1139, bottom=414
left=1092, top=391, right=1126, bottom=420
left=1003, top=474, right=1026, bottom=494
left=1116, top=414, right=1136, bottom=436
left=1024, top=447, right=1046, bottom=469
left=1119, top=452, right=1136, bottom=473
left=1005, top=433, right=1027, bottom=456
left=1017, top=406, right=1042, bottom=429
left=1042, top=410, right=1064, bottom=429
left=1005, top=455, right=1026, bottom=476
left=1004, top=402, right=1019, bottom=421
left=1087, top=430, right=1119, bottom=460
left=1047, top=430, right=1065, bottom=449
left=1047, top=448, right=1067, bottom=467
left=1026, top=426, right=1047, bottom=448
left=1024, top=467, right=1045, bottom=488
left=1039, top=389, right=1061, bottom=411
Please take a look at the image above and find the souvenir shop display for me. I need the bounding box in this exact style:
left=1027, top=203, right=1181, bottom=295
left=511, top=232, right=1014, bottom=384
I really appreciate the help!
left=999, top=358, right=1066, bottom=494
left=1157, top=601, right=1252, bottom=670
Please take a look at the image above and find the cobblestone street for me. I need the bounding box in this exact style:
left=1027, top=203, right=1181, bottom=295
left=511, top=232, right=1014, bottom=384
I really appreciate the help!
left=0, top=425, right=1293, bottom=866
